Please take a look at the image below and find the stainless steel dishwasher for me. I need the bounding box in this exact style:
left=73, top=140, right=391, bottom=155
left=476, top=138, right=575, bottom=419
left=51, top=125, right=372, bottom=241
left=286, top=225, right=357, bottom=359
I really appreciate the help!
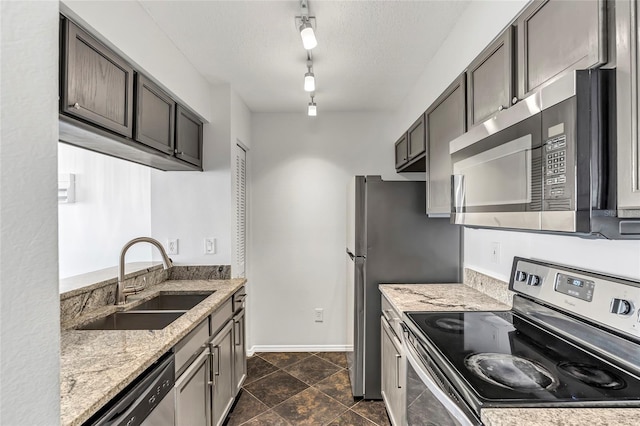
left=88, top=353, right=175, bottom=426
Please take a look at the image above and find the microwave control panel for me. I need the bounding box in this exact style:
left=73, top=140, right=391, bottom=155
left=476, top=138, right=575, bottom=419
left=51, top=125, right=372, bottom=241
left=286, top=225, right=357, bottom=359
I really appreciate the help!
left=543, top=135, right=572, bottom=209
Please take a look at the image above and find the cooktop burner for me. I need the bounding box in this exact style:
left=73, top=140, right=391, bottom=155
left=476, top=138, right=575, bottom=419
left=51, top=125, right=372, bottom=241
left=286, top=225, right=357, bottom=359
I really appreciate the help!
left=558, top=362, right=626, bottom=390
left=405, top=310, right=640, bottom=404
left=465, top=353, right=558, bottom=391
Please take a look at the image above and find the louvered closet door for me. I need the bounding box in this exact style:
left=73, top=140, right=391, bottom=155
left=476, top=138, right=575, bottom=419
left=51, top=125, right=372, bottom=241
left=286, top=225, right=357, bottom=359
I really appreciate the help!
left=235, top=145, right=247, bottom=278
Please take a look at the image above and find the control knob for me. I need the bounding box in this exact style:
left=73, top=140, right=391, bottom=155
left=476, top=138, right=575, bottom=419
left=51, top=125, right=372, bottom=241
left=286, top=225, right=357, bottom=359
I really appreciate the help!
left=515, top=271, right=528, bottom=282
left=527, top=274, right=541, bottom=286
left=610, top=298, right=634, bottom=316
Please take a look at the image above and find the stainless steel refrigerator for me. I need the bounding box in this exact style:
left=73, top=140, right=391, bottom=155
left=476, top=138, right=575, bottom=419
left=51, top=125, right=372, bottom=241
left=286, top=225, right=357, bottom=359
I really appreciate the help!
left=346, top=176, right=462, bottom=399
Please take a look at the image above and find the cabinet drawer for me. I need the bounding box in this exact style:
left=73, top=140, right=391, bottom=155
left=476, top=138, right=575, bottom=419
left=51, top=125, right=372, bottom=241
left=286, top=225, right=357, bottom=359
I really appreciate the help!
left=175, top=319, right=209, bottom=376
left=210, top=298, right=233, bottom=336
left=381, top=295, right=402, bottom=339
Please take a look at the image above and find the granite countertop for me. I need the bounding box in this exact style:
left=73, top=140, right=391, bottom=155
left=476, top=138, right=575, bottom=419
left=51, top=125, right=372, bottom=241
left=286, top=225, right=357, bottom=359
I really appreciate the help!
left=379, top=280, right=640, bottom=425
left=61, top=278, right=246, bottom=426
left=379, top=283, right=511, bottom=313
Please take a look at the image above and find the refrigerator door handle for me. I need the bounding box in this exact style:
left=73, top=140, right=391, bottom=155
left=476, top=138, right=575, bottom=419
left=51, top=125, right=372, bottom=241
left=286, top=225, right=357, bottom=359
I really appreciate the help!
left=346, top=249, right=355, bottom=261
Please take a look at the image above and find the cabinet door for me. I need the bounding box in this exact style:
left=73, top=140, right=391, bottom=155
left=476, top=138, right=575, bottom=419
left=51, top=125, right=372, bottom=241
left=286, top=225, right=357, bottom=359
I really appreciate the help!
left=135, top=74, right=176, bottom=155
left=617, top=0, right=640, bottom=210
left=381, top=318, right=404, bottom=426
left=175, top=106, right=203, bottom=168
left=517, top=0, right=607, bottom=99
left=233, top=309, right=247, bottom=394
left=62, top=19, right=134, bottom=137
left=407, top=115, right=426, bottom=160
left=175, top=349, right=210, bottom=426
left=394, top=133, right=408, bottom=170
left=210, top=320, right=234, bottom=426
left=467, top=27, right=513, bottom=128
left=426, top=74, right=466, bottom=215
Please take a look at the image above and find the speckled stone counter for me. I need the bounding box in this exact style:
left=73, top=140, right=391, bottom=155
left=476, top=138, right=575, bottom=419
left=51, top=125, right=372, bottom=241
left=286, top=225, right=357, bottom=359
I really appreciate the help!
left=379, top=283, right=511, bottom=313
left=61, top=278, right=245, bottom=426
left=482, top=408, right=640, bottom=426
left=379, top=278, right=640, bottom=425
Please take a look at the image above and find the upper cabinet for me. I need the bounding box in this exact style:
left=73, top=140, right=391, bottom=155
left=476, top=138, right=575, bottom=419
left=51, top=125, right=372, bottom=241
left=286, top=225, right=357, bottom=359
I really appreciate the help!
left=426, top=74, right=466, bottom=216
left=59, top=15, right=204, bottom=172
left=61, top=19, right=134, bottom=138
left=395, top=116, right=426, bottom=172
left=135, top=74, right=176, bottom=156
left=466, top=27, right=514, bottom=128
left=175, top=106, right=204, bottom=168
left=616, top=0, right=640, bottom=210
left=516, top=0, right=608, bottom=100
left=407, top=115, right=426, bottom=161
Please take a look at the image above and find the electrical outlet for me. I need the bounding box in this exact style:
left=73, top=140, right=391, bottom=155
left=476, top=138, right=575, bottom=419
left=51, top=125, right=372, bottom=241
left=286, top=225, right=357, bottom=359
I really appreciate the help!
left=204, top=238, right=216, bottom=255
left=167, top=239, right=178, bottom=255
left=314, top=308, right=324, bottom=323
left=490, top=242, right=500, bottom=264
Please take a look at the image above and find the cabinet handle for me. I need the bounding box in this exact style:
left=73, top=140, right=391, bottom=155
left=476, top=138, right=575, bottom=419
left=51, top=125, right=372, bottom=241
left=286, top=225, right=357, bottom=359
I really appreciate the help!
left=395, top=354, right=402, bottom=389
left=234, top=320, right=241, bottom=346
left=512, top=97, right=519, bottom=105
left=70, top=102, right=80, bottom=110
left=498, top=105, right=504, bottom=111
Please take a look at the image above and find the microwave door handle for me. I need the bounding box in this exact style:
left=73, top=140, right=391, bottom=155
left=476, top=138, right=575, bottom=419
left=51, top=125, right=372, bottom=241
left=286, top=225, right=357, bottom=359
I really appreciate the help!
left=451, top=174, right=465, bottom=213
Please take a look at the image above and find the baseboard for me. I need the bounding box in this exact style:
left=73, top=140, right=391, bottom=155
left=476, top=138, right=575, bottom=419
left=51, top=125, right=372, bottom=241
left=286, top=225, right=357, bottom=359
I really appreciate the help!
left=247, top=344, right=353, bottom=357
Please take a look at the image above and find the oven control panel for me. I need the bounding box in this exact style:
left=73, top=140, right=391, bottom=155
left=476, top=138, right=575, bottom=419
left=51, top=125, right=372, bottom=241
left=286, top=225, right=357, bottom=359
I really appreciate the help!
left=510, top=257, right=640, bottom=340
left=554, top=273, right=595, bottom=302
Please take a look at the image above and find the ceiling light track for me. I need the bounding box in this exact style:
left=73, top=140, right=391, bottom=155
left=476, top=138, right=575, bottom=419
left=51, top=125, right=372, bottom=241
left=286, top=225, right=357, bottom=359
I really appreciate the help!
left=296, top=0, right=319, bottom=116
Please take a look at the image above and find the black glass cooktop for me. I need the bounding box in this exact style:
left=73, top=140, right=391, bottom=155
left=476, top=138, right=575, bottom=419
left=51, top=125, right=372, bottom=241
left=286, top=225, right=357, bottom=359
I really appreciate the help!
left=406, top=311, right=640, bottom=405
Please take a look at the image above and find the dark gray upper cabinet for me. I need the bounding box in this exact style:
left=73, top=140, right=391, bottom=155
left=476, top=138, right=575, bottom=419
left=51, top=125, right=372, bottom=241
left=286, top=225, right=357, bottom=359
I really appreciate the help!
left=426, top=74, right=466, bottom=216
left=516, top=0, right=607, bottom=100
left=175, top=106, right=203, bottom=168
left=407, top=115, right=426, bottom=161
left=61, top=19, right=134, bottom=138
left=466, top=27, right=514, bottom=128
left=135, top=75, right=176, bottom=155
left=394, top=133, right=408, bottom=170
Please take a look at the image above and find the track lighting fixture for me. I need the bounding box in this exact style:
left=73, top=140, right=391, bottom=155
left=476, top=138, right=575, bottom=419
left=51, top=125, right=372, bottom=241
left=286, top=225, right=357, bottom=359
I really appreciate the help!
left=304, top=60, right=315, bottom=92
left=299, top=0, right=317, bottom=50
left=308, top=94, right=317, bottom=117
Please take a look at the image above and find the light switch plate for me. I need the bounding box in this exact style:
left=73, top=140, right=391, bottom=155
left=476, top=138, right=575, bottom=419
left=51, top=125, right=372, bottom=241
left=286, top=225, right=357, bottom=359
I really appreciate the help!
left=204, top=238, right=216, bottom=255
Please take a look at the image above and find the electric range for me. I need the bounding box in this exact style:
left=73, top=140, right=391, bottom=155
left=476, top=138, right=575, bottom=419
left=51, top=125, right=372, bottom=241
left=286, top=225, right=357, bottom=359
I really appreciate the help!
left=402, top=257, right=640, bottom=425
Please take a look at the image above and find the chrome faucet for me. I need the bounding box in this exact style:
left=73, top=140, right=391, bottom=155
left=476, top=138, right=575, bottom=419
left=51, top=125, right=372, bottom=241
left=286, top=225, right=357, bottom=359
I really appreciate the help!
left=116, top=237, right=173, bottom=305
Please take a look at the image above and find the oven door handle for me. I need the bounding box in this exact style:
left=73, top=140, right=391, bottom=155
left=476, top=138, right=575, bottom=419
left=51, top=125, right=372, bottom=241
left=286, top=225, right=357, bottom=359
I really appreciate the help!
left=404, top=338, right=476, bottom=426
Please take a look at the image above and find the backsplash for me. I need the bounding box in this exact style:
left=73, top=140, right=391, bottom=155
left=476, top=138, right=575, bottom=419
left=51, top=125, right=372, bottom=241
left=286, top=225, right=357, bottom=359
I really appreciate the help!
left=60, top=264, right=231, bottom=324
left=463, top=268, right=515, bottom=307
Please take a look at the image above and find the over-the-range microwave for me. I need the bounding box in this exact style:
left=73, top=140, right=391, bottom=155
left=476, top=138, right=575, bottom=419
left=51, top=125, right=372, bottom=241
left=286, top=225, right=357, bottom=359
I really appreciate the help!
left=449, top=68, right=639, bottom=239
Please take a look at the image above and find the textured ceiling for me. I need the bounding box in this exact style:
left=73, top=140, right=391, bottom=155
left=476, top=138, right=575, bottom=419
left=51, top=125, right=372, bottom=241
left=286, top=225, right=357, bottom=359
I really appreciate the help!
left=139, top=0, right=470, bottom=113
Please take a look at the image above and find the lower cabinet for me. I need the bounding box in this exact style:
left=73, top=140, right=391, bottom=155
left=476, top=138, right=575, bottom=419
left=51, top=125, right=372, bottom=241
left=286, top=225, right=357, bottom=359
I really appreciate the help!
left=175, top=349, right=211, bottom=426
left=172, top=292, right=247, bottom=426
left=210, top=320, right=235, bottom=426
left=233, top=308, right=247, bottom=393
left=381, top=317, right=405, bottom=426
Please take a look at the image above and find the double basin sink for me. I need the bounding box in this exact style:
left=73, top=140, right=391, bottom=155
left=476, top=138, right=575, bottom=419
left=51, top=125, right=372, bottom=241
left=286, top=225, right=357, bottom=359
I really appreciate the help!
left=76, top=293, right=214, bottom=331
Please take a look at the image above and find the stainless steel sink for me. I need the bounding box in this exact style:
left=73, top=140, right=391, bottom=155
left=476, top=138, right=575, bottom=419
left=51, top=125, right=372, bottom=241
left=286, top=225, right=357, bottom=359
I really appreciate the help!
left=127, top=293, right=214, bottom=312
left=76, top=311, right=185, bottom=330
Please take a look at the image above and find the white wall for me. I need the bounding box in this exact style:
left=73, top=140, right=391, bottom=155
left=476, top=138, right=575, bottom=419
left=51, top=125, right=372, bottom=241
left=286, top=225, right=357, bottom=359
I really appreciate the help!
left=150, top=85, right=233, bottom=265
left=0, top=1, right=61, bottom=423
left=249, top=112, right=392, bottom=350
left=465, top=228, right=640, bottom=282
left=58, top=144, right=152, bottom=278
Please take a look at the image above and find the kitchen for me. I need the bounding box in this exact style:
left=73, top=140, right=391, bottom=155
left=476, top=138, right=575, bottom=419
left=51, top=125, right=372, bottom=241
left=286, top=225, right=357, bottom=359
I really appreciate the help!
left=2, top=0, right=640, bottom=425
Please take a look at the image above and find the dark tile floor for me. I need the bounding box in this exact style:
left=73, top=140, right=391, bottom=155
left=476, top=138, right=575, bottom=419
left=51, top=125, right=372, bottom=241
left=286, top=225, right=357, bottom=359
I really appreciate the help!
left=224, top=352, right=391, bottom=426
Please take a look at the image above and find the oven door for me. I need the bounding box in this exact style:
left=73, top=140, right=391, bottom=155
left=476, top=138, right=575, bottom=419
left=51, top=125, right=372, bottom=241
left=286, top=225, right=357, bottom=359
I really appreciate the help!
left=404, top=332, right=478, bottom=426
left=450, top=113, right=543, bottom=231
